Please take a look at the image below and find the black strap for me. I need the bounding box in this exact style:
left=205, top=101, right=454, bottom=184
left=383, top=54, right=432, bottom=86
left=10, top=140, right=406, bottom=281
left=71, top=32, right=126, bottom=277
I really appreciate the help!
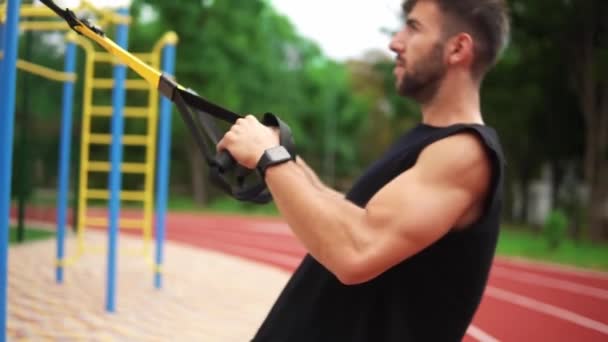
left=160, top=75, right=296, bottom=204
left=40, top=0, right=106, bottom=36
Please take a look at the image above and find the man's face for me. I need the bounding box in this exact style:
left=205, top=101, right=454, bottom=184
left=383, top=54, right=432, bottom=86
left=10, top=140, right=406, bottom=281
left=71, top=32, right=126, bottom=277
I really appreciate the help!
left=389, top=1, right=447, bottom=102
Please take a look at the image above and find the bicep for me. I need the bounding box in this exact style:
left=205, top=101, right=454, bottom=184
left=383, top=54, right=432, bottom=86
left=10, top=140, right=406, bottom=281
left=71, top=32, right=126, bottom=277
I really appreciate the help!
left=355, top=134, right=490, bottom=281
left=361, top=167, right=475, bottom=271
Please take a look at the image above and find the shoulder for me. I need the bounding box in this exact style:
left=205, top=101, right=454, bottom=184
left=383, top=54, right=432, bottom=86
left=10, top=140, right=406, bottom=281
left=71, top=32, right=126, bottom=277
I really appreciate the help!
left=415, top=130, right=492, bottom=191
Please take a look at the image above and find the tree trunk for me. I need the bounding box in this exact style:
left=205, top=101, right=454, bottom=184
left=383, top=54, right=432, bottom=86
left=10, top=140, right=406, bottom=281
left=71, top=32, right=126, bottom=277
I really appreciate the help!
left=573, top=0, right=608, bottom=240
left=588, top=161, right=608, bottom=240
left=188, top=140, right=208, bottom=205
left=587, top=82, right=608, bottom=240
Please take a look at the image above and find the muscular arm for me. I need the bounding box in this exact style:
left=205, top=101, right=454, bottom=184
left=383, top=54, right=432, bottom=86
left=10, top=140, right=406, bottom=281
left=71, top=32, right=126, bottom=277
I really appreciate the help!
left=265, top=133, right=491, bottom=285
left=294, top=157, right=345, bottom=199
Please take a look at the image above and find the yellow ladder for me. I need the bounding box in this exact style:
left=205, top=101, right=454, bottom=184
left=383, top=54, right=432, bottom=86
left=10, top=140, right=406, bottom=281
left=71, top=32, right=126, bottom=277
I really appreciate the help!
left=75, top=37, right=163, bottom=259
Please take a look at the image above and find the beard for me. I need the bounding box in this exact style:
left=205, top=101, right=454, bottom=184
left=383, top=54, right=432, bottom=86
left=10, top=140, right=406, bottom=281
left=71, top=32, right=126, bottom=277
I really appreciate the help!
left=397, top=42, right=446, bottom=104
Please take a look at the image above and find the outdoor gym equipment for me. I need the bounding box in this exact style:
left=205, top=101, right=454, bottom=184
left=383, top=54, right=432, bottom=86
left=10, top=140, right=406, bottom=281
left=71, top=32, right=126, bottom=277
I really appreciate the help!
left=40, top=0, right=298, bottom=205
left=0, top=0, right=176, bottom=316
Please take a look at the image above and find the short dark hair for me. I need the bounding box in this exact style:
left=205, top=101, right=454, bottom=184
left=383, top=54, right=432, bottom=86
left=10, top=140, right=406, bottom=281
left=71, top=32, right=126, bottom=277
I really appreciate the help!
left=402, top=0, right=511, bottom=77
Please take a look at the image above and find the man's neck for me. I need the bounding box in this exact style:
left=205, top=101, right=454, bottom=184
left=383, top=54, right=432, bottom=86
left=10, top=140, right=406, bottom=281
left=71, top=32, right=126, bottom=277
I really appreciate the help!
left=420, top=72, right=483, bottom=127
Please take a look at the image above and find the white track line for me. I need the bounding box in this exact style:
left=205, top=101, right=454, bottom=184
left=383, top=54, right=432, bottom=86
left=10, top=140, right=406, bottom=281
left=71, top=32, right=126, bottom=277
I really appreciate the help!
left=496, top=257, right=608, bottom=280
left=466, top=325, right=500, bottom=342
left=492, top=266, right=608, bottom=300
left=486, top=286, right=608, bottom=335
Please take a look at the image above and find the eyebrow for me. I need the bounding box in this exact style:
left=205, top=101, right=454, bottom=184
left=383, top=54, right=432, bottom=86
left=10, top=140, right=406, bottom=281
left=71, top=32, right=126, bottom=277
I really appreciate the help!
left=406, top=18, right=423, bottom=30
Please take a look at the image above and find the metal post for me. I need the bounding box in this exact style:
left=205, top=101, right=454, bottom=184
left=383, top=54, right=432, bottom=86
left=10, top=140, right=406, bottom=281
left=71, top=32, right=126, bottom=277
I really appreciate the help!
left=0, top=1, right=22, bottom=340
left=16, top=22, right=32, bottom=243
left=154, top=35, right=177, bottom=289
left=106, top=7, right=129, bottom=313
left=56, top=38, right=77, bottom=284
left=0, top=20, right=4, bottom=72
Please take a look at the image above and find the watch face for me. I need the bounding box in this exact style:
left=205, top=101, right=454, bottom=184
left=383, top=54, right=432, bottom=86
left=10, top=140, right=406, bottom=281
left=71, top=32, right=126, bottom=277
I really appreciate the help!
left=268, top=146, right=291, bottom=161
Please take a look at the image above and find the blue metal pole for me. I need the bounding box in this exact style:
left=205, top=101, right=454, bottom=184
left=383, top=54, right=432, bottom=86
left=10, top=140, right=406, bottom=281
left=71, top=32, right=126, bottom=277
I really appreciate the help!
left=154, top=39, right=177, bottom=289
left=0, top=21, right=5, bottom=72
left=106, top=7, right=129, bottom=313
left=0, top=1, right=22, bottom=340
left=56, top=39, right=77, bottom=284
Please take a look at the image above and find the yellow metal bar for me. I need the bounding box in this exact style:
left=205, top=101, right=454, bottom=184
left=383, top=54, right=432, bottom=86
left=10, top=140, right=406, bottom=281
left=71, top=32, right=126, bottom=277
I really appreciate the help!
left=88, top=161, right=147, bottom=173
left=1, top=4, right=57, bottom=20
left=93, top=52, right=114, bottom=63
left=94, top=52, right=154, bottom=64
left=15, top=59, right=76, bottom=82
left=56, top=256, right=78, bottom=267
left=89, top=134, right=149, bottom=146
left=75, top=245, right=147, bottom=257
left=86, top=189, right=146, bottom=201
left=92, top=78, right=150, bottom=90
left=71, top=32, right=96, bottom=256
left=152, top=32, right=180, bottom=55
left=90, top=106, right=150, bottom=118
left=79, top=0, right=131, bottom=25
left=18, top=21, right=76, bottom=31
left=87, top=217, right=144, bottom=229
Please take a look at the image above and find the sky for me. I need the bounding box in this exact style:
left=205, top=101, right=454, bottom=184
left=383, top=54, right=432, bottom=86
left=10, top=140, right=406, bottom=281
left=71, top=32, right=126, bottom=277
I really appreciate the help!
left=270, top=0, right=403, bottom=61
left=51, top=0, right=404, bottom=61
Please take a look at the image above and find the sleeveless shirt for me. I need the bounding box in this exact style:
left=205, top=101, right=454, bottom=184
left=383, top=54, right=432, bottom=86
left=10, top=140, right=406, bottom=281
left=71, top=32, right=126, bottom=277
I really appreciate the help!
left=252, top=123, right=506, bottom=342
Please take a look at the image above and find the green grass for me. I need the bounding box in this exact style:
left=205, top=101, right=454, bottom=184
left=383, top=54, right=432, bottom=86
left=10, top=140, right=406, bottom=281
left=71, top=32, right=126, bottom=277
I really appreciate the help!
left=168, top=195, right=280, bottom=217
left=12, top=193, right=608, bottom=272
left=497, top=225, right=608, bottom=271
left=9, top=226, right=55, bottom=245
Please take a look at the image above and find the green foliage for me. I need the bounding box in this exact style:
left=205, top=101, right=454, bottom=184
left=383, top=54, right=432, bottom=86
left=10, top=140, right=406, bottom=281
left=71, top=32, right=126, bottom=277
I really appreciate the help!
left=9, top=227, right=55, bottom=245
left=129, top=0, right=372, bottom=197
left=497, top=225, right=608, bottom=271
left=543, top=209, right=569, bottom=250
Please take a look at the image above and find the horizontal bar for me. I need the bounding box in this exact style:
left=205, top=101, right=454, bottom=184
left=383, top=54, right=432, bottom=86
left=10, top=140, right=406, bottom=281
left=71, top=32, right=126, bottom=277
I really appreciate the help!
left=19, top=21, right=72, bottom=31
left=15, top=59, right=76, bottom=82
left=90, top=106, right=150, bottom=118
left=86, top=189, right=146, bottom=201
left=92, top=78, right=150, bottom=90
left=56, top=257, right=78, bottom=267
left=95, top=52, right=154, bottom=64
left=86, top=217, right=144, bottom=229
left=71, top=245, right=147, bottom=257
left=89, top=134, right=149, bottom=146
left=4, top=6, right=56, bottom=18
left=88, top=161, right=147, bottom=173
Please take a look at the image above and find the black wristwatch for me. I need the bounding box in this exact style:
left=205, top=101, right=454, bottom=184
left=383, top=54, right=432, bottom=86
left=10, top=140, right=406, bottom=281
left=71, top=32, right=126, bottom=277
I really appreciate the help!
left=257, top=145, right=292, bottom=178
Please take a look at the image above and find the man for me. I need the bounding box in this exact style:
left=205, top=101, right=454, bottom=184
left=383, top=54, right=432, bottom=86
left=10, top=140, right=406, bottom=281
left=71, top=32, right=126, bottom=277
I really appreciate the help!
left=217, top=0, right=510, bottom=340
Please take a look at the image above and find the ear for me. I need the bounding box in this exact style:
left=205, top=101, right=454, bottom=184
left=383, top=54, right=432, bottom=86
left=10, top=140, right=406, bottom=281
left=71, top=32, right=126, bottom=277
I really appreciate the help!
left=446, top=33, right=474, bottom=66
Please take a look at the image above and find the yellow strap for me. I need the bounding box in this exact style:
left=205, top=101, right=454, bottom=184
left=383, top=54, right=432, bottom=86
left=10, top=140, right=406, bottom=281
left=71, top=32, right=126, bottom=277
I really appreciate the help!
left=72, top=23, right=162, bottom=89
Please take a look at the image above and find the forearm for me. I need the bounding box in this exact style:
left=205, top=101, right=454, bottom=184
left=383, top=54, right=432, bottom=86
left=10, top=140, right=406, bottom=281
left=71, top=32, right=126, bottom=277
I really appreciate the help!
left=265, top=161, right=369, bottom=278
left=294, top=156, right=345, bottom=199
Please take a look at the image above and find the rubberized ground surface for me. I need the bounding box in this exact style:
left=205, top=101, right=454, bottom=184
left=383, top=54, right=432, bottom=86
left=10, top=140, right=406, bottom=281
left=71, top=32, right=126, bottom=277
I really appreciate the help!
left=11, top=207, right=608, bottom=341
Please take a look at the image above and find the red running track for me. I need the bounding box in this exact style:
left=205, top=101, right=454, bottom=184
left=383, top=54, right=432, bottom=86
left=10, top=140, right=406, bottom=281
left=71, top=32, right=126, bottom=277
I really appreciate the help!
left=13, top=208, right=608, bottom=341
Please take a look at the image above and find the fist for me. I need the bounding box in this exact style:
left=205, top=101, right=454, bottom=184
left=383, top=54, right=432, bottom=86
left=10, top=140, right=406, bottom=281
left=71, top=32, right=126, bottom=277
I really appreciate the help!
left=216, top=115, right=280, bottom=169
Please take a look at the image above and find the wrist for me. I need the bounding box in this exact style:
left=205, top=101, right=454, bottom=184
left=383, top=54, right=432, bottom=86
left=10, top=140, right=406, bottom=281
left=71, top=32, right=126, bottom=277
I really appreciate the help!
left=256, top=145, right=293, bottom=178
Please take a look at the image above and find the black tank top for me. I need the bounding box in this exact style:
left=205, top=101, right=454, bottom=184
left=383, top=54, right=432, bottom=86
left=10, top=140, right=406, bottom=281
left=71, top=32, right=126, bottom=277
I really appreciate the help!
left=252, top=123, right=506, bottom=342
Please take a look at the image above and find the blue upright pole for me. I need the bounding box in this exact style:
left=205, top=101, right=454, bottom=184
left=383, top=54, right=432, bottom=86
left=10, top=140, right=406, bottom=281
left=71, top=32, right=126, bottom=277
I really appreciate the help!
left=0, top=1, right=22, bottom=340
left=154, top=36, right=177, bottom=289
left=56, top=38, right=77, bottom=284
left=106, top=7, right=129, bottom=313
left=0, top=21, right=5, bottom=71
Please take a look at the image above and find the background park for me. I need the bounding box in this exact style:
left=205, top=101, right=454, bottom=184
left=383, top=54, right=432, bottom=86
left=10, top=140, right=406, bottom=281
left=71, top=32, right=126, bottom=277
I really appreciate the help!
left=1, top=0, right=607, bottom=341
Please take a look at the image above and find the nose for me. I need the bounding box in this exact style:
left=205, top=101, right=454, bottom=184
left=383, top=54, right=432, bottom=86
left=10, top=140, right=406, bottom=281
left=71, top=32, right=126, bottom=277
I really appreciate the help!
left=389, top=30, right=406, bottom=55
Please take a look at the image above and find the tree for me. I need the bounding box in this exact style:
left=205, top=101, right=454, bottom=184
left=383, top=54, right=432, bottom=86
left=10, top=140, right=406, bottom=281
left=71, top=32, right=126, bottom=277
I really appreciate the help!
left=507, top=0, right=608, bottom=238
